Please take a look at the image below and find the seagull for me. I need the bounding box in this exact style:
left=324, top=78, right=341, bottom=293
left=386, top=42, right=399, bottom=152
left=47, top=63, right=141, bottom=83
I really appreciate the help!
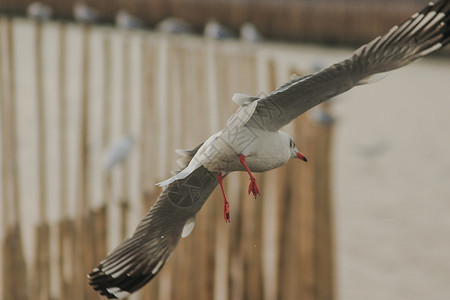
left=156, top=17, right=194, bottom=34
left=115, top=9, right=144, bottom=29
left=240, top=22, right=263, bottom=43
left=27, top=2, right=53, bottom=20
left=204, top=20, right=237, bottom=39
left=89, top=1, right=450, bottom=298
left=103, top=135, right=134, bottom=170
left=73, top=2, right=100, bottom=23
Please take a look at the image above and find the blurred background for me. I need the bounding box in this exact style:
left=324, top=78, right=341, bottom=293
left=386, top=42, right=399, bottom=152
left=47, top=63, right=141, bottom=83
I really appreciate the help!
left=1, top=1, right=449, bottom=299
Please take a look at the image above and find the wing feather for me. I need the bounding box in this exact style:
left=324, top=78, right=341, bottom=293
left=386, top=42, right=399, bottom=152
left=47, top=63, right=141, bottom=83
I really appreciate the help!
left=245, top=0, right=450, bottom=131
left=88, top=166, right=218, bottom=299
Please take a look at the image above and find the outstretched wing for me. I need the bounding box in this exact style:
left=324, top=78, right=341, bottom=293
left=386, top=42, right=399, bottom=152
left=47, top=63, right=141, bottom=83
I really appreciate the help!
left=245, top=0, right=450, bottom=131
left=88, top=166, right=218, bottom=299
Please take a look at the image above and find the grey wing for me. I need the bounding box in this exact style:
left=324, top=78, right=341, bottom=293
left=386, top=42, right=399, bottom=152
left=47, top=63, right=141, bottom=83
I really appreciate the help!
left=245, top=0, right=450, bottom=131
left=88, top=166, right=218, bottom=299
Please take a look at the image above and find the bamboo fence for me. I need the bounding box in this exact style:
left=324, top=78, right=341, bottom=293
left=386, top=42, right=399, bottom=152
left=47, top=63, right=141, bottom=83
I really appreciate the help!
left=0, top=18, right=334, bottom=300
left=0, top=0, right=428, bottom=45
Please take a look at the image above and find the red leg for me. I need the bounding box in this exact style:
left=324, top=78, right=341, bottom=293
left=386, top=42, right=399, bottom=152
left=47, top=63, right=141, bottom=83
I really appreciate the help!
left=217, top=173, right=230, bottom=223
left=239, top=155, right=260, bottom=198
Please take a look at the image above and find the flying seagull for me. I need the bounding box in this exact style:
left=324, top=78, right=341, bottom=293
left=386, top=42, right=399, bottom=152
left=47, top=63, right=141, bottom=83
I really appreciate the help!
left=89, top=1, right=450, bottom=298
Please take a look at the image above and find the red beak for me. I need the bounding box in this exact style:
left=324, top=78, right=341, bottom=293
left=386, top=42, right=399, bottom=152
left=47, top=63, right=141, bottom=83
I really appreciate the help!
left=296, top=152, right=307, bottom=162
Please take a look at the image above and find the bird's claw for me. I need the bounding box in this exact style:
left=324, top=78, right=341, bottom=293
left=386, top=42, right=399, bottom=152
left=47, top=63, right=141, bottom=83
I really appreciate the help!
left=248, top=177, right=260, bottom=198
left=224, top=202, right=230, bottom=223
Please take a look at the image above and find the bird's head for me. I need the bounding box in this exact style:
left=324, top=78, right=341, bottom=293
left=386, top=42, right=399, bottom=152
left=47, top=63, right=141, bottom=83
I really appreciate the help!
left=281, top=132, right=308, bottom=162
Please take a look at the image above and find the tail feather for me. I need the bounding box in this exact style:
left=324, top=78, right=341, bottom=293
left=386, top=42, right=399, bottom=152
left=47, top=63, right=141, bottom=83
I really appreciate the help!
left=157, top=164, right=197, bottom=187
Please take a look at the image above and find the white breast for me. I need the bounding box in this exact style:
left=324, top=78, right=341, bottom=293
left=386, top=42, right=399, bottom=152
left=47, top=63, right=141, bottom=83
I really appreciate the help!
left=199, top=128, right=291, bottom=173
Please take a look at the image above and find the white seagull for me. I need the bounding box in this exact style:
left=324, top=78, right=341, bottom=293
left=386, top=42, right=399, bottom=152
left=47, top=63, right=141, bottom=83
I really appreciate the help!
left=73, top=2, right=100, bottom=23
left=115, top=9, right=144, bottom=29
left=89, top=1, right=450, bottom=298
left=157, top=17, right=194, bottom=34
left=204, top=20, right=237, bottom=39
left=27, top=2, right=53, bottom=20
left=240, top=22, right=263, bottom=43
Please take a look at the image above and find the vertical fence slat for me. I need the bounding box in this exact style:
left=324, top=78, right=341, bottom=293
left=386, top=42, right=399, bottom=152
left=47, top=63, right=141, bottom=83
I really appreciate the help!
left=1, top=17, right=28, bottom=300
left=313, top=103, right=335, bottom=300
left=56, top=21, right=68, bottom=299
left=99, top=31, right=113, bottom=276
left=156, top=36, right=169, bottom=182
left=56, top=22, right=80, bottom=300
left=0, top=18, right=4, bottom=299
left=77, top=24, right=99, bottom=299
left=140, top=38, right=161, bottom=300
left=119, top=31, right=131, bottom=241
left=296, top=116, right=317, bottom=300
left=32, top=20, right=51, bottom=300
left=127, top=32, right=143, bottom=241
left=167, top=40, right=195, bottom=300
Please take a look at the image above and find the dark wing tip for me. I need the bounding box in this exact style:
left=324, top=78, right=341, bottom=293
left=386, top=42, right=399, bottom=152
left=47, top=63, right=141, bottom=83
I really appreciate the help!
left=88, top=260, right=164, bottom=299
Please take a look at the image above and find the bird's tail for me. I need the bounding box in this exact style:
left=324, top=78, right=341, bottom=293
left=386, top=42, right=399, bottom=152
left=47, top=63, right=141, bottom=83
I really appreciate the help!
left=157, top=163, right=198, bottom=188
left=157, top=142, right=205, bottom=188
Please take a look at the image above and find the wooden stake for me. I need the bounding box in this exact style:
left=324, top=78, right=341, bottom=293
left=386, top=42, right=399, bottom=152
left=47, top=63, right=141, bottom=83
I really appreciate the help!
left=32, top=20, right=51, bottom=300
left=75, top=24, right=95, bottom=299
left=120, top=32, right=131, bottom=240
left=1, top=18, right=28, bottom=300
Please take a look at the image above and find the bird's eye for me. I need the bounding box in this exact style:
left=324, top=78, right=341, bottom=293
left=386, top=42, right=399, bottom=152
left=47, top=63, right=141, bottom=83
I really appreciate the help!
left=290, top=140, right=295, bottom=148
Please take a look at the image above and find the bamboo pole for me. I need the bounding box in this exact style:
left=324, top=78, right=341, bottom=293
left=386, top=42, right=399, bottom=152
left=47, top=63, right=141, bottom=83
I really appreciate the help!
left=168, top=42, right=193, bottom=300
left=296, top=116, right=317, bottom=300
left=56, top=22, right=79, bottom=299
left=74, top=24, right=97, bottom=299
left=255, top=52, right=281, bottom=300
left=187, top=39, right=217, bottom=300
left=0, top=17, right=7, bottom=234
left=89, top=29, right=110, bottom=279
left=155, top=35, right=172, bottom=300
left=31, top=20, right=51, bottom=300
left=1, top=17, right=28, bottom=300
left=261, top=168, right=281, bottom=300
left=102, top=34, right=112, bottom=155
left=0, top=18, right=5, bottom=300
left=212, top=47, right=232, bottom=300
left=241, top=53, right=264, bottom=300
left=57, top=21, right=68, bottom=298
left=139, top=38, right=160, bottom=300
left=0, top=18, right=13, bottom=300
left=120, top=31, right=131, bottom=240
left=140, top=187, right=162, bottom=300
left=5, top=17, right=22, bottom=258
left=34, top=22, right=47, bottom=226
left=139, top=37, right=158, bottom=191
left=312, top=103, right=335, bottom=300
